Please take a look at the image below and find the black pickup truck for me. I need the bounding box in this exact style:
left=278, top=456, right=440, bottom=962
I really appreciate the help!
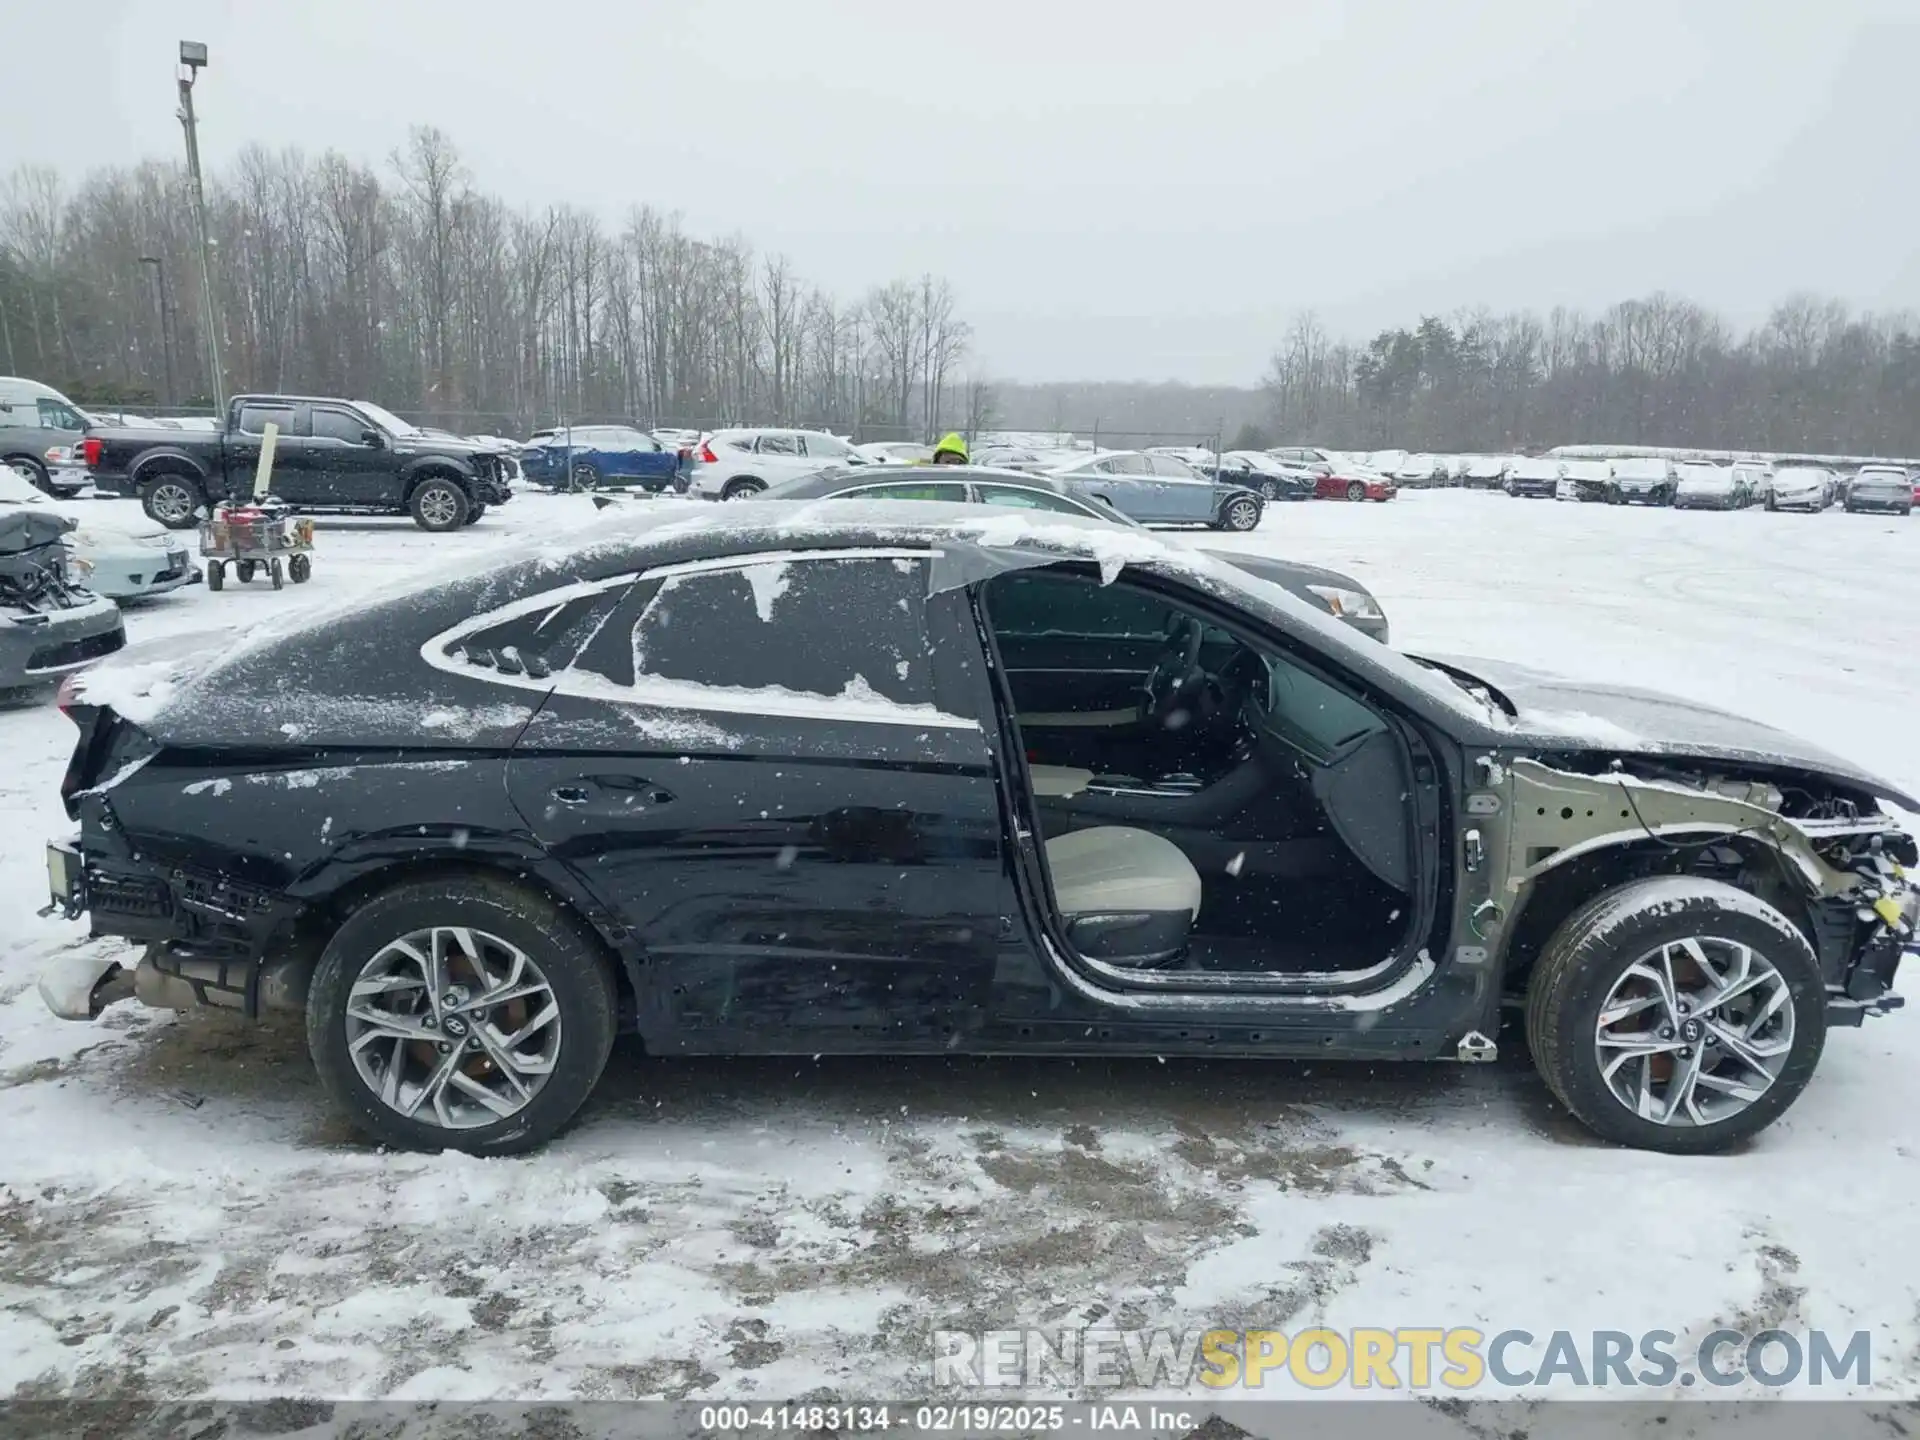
left=82, top=395, right=514, bottom=532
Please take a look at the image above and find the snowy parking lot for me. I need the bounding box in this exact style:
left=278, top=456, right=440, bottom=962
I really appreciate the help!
left=3, top=490, right=1919, bottom=1407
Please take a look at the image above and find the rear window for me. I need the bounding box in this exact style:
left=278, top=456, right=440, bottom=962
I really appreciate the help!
left=238, top=405, right=296, bottom=435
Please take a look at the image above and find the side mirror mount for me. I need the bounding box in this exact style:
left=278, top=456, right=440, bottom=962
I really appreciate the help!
left=362, top=429, right=384, bottom=449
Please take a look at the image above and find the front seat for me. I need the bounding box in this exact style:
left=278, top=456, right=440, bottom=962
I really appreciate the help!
left=1044, top=826, right=1202, bottom=969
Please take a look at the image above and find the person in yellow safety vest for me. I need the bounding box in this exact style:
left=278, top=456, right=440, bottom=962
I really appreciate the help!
left=930, top=433, right=969, bottom=465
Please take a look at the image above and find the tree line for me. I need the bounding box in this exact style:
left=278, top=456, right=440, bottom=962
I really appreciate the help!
left=1257, top=297, right=1920, bottom=457
left=0, top=128, right=980, bottom=439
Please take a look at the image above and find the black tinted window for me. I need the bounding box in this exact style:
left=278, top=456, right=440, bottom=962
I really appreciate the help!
left=310, top=408, right=368, bottom=442
left=596, top=557, right=933, bottom=705
left=238, top=405, right=295, bottom=435
left=454, top=586, right=630, bottom=678
left=987, top=570, right=1172, bottom=640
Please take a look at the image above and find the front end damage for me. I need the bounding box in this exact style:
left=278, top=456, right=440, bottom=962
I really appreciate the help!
left=1482, top=756, right=1916, bottom=1022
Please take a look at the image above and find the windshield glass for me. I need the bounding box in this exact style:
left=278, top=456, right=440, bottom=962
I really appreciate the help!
left=350, top=401, right=420, bottom=437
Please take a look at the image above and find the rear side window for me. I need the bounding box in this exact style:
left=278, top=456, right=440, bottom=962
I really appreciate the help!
left=578, top=557, right=934, bottom=707
left=238, top=404, right=296, bottom=435
left=445, top=585, right=630, bottom=679
left=755, top=433, right=800, bottom=456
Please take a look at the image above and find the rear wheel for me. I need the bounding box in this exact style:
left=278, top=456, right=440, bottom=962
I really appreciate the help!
left=569, top=462, right=601, bottom=492
left=409, top=476, right=470, bottom=532
left=1525, top=877, right=1825, bottom=1154
left=288, top=553, right=311, bottom=584
left=140, top=473, right=203, bottom=529
left=722, top=477, right=766, bottom=500
left=206, top=560, right=225, bottom=592
left=306, top=875, right=618, bottom=1155
left=269, top=557, right=284, bottom=591
left=1345, top=480, right=1365, bottom=502
left=236, top=559, right=257, bottom=583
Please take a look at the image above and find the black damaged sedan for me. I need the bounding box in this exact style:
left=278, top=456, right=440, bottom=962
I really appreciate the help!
left=39, top=502, right=1918, bottom=1155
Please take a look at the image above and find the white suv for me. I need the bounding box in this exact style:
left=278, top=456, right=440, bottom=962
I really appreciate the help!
left=687, top=428, right=868, bottom=499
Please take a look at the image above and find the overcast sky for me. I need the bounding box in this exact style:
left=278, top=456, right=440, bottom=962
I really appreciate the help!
left=9, top=0, right=1917, bottom=384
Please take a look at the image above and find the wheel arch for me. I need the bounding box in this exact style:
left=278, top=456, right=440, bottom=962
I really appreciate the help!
left=284, top=846, right=643, bottom=1033
left=1494, top=833, right=1814, bottom=994
left=401, top=458, right=480, bottom=499
left=132, top=449, right=213, bottom=486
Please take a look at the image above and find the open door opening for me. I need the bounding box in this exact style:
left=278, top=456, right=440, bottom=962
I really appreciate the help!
left=981, top=566, right=1420, bottom=984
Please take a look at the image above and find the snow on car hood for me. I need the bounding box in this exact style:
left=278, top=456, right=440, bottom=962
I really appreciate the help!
left=1420, top=653, right=1916, bottom=807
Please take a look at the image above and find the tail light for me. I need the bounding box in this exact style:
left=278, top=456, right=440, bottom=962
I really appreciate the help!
left=699, top=442, right=719, bottom=465
left=81, top=436, right=103, bottom=468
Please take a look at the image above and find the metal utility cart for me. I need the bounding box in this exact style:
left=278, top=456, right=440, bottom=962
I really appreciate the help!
left=199, top=502, right=314, bottom=591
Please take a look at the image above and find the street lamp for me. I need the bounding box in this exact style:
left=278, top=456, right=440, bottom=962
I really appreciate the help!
left=137, top=256, right=176, bottom=406
left=176, top=40, right=224, bottom=414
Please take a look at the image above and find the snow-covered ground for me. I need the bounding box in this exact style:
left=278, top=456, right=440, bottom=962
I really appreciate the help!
left=3, top=492, right=1919, bottom=1409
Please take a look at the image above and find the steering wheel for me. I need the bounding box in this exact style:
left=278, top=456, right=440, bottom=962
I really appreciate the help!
left=1140, top=615, right=1209, bottom=728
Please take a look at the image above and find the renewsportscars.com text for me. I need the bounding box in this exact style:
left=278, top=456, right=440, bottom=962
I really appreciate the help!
left=933, top=1326, right=1873, bottom=1392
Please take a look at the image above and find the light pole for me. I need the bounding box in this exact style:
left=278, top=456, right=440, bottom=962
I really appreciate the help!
left=138, top=255, right=176, bottom=406
left=176, top=40, right=224, bottom=414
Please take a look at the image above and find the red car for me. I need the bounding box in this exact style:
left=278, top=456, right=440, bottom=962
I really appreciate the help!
left=1315, top=469, right=1397, bottom=502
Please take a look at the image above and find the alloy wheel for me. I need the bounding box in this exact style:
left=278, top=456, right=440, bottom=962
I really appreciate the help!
left=1592, top=937, right=1794, bottom=1128
left=345, top=926, right=563, bottom=1131
left=418, top=486, right=460, bottom=528
left=148, top=480, right=196, bottom=524
left=1226, top=498, right=1260, bottom=531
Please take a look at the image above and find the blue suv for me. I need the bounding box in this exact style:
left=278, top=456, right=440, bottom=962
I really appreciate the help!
left=519, top=425, right=687, bottom=492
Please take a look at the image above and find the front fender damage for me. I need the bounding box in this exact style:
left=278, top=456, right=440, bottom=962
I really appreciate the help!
left=1489, top=757, right=1915, bottom=1020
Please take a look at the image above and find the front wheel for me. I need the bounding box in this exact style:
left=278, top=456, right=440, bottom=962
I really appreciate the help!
left=206, top=559, right=225, bottom=592
left=1524, top=876, right=1826, bottom=1154
left=1258, top=480, right=1280, bottom=501
left=410, top=477, right=471, bottom=532
left=1345, top=480, right=1366, bottom=502
left=236, top=558, right=257, bottom=584
left=306, top=875, right=618, bottom=1155
left=288, top=552, right=311, bottom=584
left=1218, top=496, right=1262, bottom=532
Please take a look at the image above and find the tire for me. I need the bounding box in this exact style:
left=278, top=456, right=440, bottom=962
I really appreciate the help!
left=140, top=472, right=204, bottom=530
left=1218, top=496, right=1262, bottom=532
left=1345, top=480, right=1366, bottom=502
left=1524, top=876, right=1826, bottom=1154
left=206, top=559, right=224, bottom=592
left=288, top=553, right=311, bottom=584
left=465, top=503, right=487, bottom=525
left=409, top=476, right=471, bottom=532
left=236, top=559, right=257, bottom=584
left=269, top=557, right=284, bottom=591
left=570, top=462, right=601, bottom=492
left=6, top=456, right=52, bottom=494
left=722, top=477, right=767, bottom=500
left=306, top=874, right=618, bottom=1155
left=1258, top=480, right=1280, bottom=502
